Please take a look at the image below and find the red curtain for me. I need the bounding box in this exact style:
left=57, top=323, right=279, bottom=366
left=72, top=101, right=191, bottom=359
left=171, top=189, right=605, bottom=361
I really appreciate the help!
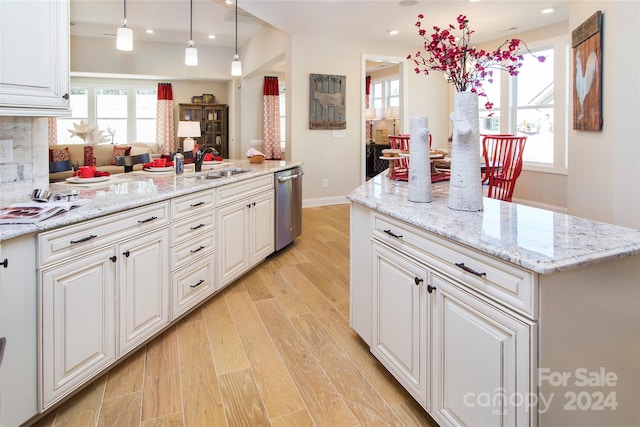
left=156, top=83, right=175, bottom=155
left=263, top=76, right=281, bottom=159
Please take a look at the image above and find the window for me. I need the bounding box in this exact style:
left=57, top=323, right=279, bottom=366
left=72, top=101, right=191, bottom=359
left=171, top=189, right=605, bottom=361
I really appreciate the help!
left=97, top=88, right=128, bottom=145
left=386, top=79, right=400, bottom=108
left=478, top=36, right=568, bottom=171
left=371, top=81, right=383, bottom=109
left=279, top=84, right=286, bottom=152
left=55, top=85, right=157, bottom=146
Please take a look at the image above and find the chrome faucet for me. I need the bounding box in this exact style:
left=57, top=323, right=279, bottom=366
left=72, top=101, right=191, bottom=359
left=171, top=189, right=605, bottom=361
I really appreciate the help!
left=194, top=147, right=219, bottom=172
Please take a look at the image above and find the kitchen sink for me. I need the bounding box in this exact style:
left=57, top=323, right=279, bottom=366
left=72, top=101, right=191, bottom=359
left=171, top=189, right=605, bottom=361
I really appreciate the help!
left=191, top=167, right=253, bottom=180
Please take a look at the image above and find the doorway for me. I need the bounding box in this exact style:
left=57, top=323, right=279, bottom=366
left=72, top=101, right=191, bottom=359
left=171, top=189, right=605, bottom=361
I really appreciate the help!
left=361, top=54, right=408, bottom=183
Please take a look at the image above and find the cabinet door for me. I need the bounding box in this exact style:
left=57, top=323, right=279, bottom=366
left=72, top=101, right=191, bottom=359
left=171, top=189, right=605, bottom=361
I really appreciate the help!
left=119, top=229, right=170, bottom=355
left=250, top=191, right=274, bottom=265
left=0, top=236, right=38, bottom=426
left=371, top=243, right=429, bottom=407
left=431, top=273, right=533, bottom=427
left=0, top=0, right=70, bottom=115
left=40, top=249, right=116, bottom=409
left=218, top=200, right=249, bottom=287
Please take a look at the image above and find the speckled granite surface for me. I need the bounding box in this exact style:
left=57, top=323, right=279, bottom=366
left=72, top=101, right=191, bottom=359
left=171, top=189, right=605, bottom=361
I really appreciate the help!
left=347, top=173, right=640, bottom=274
left=0, top=160, right=300, bottom=241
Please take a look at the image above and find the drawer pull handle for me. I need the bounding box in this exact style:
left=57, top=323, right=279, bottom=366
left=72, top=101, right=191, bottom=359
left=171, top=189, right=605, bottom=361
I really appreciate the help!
left=427, top=285, right=436, bottom=294
left=455, top=262, right=487, bottom=277
left=190, top=201, right=205, bottom=207
left=190, top=246, right=205, bottom=253
left=138, top=216, right=158, bottom=224
left=383, top=229, right=403, bottom=239
left=414, top=277, right=423, bottom=286
left=70, top=234, right=97, bottom=244
left=110, top=256, right=117, bottom=263
left=190, top=279, right=205, bottom=288
left=1, top=258, right=7, bottom=268
left=190, top=223, right=206, bottom=230
left=123, top=250, right=130, bottom=258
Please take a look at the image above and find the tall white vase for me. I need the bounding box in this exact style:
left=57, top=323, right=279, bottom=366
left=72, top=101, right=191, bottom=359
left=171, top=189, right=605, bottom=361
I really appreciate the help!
left=447, top=91, right=483, bottom=211
left=408, top=116, right=432, bottom=203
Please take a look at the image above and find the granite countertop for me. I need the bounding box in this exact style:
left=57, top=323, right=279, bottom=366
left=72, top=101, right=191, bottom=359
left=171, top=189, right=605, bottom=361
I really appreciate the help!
left=347, top=173, right=640, bottom=274
left=0, top=160, right=301, bottom=242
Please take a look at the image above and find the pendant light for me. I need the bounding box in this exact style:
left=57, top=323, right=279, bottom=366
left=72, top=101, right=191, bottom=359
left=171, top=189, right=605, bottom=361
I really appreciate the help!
left=116, top=0, right=133, bottom=51
left=185, top=0, right=198, bottom=66
left=230, top=0, right=242, bottom=76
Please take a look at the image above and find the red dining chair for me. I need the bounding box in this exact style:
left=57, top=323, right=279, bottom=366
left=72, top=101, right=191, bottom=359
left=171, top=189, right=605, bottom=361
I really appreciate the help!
left=388, top=134, right=434, bottom=181
left=481, top=134, right=527, bottom=202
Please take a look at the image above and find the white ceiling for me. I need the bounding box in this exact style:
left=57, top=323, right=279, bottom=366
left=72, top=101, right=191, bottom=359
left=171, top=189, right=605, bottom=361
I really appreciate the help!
left=70, top=0, right=569, bottom=51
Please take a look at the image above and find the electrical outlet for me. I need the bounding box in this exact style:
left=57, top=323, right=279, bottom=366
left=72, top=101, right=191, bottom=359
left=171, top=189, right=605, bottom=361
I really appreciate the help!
left=322, top=178, right=328, bottom=188
left=0, top=140, right=13, bottom=163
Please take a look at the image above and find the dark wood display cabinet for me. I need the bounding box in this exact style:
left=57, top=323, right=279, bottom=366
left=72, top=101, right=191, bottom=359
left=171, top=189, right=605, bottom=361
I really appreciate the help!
left=179, top=103, right=229, bottom=158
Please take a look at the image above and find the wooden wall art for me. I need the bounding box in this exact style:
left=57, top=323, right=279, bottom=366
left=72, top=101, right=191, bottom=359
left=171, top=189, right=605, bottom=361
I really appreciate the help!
left=309, top=74, right=346, bottom=129
left=572, top=11, right=603, bottom=131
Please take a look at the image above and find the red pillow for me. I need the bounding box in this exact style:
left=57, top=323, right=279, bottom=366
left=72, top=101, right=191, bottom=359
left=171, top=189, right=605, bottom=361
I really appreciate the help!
left=49, top=147, right=70, bottom=162
left=112, top=145, right=132, bottom=164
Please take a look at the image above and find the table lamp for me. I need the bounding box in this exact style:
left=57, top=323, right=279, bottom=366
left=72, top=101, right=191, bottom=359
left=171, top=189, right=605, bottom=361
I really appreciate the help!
left=386, top=106, right=399, bottom=135
left=177, top=121, right=201, bottom=152
left=366, top=108, right=377, bottom=144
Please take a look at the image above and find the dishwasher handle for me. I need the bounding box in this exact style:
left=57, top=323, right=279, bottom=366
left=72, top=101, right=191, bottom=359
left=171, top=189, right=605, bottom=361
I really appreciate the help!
left=278, top=171, right=304, bottom=182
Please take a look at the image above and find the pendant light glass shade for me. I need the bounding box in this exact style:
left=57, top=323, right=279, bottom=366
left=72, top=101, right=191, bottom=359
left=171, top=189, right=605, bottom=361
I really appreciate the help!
left=185, top=41, right=198, bottom=66
left=116, top=25, right=133, bottom=51
left=185, top=0, right=197, bottom=66
left=231, top=0, right=242, bottom=76
left=116, top=0, right=133, bottom=51
left=231, top=54, right=242, bottom=76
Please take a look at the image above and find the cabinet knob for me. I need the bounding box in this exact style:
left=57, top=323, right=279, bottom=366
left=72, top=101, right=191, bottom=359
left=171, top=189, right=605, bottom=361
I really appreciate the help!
left=1, top=258, right=7, bottom=268
left=110, top=256, right=117, bottom=263
left=123, top=250, right=130, bottom=258
left=427, top=285, right=436, bottom=294
left=414, top=277, right=423, bottom=286
left=62, top=93, right=70, bottom=100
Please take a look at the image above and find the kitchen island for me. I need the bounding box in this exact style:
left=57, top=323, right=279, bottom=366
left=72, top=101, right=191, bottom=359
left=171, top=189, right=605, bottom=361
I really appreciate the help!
left=0, top=160, right=300, bottom=426
left=347, top=173, right=640, bottom=427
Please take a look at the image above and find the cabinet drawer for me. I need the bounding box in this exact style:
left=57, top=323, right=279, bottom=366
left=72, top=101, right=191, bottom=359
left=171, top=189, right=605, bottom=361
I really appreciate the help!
left=171, top=210, right=216, bottom=247
left=38, top=202, right=169, bottom=267
left=172, top=256, right=216, bottom=319
left=171, top=231, right=216, bottom=271
left=171, top=189, right=216, bottom=221
left=371, top=212, right=537, bottom=319
left=217, top=174, right=274, bottom=206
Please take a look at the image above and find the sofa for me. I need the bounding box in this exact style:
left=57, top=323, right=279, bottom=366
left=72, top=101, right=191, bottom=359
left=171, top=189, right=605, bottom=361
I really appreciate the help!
left=49, top=143, right=162, bottom=181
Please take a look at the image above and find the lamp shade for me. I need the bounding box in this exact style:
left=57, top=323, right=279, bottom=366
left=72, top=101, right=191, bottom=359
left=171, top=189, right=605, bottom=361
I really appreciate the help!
left=177, top=121, right=201, bottom=138
left=366, top=108, right=377, bottom=120
left=185, top=45, right=198, bottom=66
left=116, top=26, right=133, bottom=51
left=231, top=57, right=242, bottom=76
left=386, top=106, right=399, bottom=120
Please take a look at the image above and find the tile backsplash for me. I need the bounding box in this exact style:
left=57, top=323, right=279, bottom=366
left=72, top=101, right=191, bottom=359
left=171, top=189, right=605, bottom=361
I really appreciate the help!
left=0, top=117, right=49, bottom=203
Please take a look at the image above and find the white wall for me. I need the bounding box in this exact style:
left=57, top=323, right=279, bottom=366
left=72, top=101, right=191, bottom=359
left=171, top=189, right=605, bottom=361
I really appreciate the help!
left=568, top=1, right=640, bottom=227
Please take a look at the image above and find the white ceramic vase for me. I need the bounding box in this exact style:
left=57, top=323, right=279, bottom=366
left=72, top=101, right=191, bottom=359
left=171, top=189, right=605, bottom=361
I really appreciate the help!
left=408, top=116, right=432, bottom=203
left=447, top=91, right=483, bottom=211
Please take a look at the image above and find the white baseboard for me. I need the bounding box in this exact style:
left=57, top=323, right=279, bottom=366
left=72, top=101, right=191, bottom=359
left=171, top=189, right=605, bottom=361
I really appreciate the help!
left=302, top=196, right=350, bottom=208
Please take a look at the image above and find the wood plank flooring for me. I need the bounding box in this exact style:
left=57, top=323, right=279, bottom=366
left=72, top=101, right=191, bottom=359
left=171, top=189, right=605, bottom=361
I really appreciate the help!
left=30, top=204, right=438, bottom=427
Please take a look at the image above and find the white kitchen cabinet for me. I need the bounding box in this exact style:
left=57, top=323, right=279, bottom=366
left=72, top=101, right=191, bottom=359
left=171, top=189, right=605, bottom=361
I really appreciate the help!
left=40, top=248, right=117, bottom=409
left=371, top=242, right=429, bottom=408
left=217, top=176, right=274, bottom=288
left=119, top=228, right=170, bottom=355
left=170, top=190, right=217, bottom=319
left=0, top=235, right=38, bottom=427
left=430, top=272, right=533, bottom=427
left=38, top=202, right=170, bottom=410
left=0, top=0, right=70, bottom=116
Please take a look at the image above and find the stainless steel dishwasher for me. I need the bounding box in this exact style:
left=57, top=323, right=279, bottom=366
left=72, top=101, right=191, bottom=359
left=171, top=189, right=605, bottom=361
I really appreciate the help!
left=275, top=166, right=303, bottom=251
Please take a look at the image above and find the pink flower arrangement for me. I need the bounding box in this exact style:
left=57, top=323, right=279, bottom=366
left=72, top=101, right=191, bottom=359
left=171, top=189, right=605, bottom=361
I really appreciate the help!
left=407, top=14, right=545, bottom=109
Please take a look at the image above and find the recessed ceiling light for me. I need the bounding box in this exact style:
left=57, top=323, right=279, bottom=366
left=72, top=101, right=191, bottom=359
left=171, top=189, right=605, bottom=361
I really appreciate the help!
left=146, top=29, right=154, bottom=34
left=208, top=34, right=216, bottom=39
left=388, top=30, right=399, bottom=36
left=398, top=0, right=418, bottom=6
left=541, top=7, right=556, bottom=14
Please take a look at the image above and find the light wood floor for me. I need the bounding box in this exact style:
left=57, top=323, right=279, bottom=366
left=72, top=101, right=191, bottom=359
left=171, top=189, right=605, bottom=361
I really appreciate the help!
left=30, top=204, right=438, bottom=427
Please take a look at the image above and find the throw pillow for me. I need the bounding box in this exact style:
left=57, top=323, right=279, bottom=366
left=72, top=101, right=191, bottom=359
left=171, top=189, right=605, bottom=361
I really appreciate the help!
left=49, top=147, right=70, bottom=162
left=112, top=145, right=132, bottom=164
